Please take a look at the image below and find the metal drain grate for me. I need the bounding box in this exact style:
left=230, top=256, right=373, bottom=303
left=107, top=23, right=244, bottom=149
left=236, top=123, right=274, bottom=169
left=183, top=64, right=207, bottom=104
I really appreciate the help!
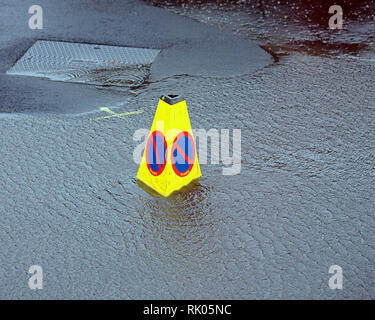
left=7, top=40, right=160, bottom=86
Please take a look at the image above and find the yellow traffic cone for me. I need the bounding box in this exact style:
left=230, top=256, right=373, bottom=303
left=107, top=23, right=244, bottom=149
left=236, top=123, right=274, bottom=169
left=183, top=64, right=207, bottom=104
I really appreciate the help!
left=137, top=95, right=201, bottom=197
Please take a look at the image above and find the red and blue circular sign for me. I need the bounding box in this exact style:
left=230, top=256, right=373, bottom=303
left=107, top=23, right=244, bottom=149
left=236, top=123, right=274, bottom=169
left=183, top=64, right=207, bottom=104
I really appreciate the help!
left=145, top=130, right=167, bottom=176
left=171, top=131, right=196, bottom=177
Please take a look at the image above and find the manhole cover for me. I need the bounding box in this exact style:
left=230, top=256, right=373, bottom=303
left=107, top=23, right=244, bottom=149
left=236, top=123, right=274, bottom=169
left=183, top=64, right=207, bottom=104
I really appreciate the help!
left=7, top=40, right=160, bottom=87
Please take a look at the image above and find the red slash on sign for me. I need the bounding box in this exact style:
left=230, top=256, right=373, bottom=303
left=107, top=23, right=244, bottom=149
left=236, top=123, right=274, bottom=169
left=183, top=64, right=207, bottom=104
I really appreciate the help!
left=171, top=131, right=196, bottom=177
left=145, top=131, right=167, bottom=176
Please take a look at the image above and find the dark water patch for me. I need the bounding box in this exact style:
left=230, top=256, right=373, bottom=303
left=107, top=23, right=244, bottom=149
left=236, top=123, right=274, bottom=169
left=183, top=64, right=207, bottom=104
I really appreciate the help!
left=147, top=0, right=375, bottom=59
left=263, top=40, right=368, bottom=58
left=0, top=72, right=132, bottom=114
left=146, top=0, right=373, bottom=22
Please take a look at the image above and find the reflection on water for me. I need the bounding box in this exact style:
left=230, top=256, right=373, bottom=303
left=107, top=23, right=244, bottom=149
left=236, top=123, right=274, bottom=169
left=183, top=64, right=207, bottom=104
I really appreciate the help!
left=136, top=178, right=209, bottom=217
left=135, top=179, right=215, bottom=262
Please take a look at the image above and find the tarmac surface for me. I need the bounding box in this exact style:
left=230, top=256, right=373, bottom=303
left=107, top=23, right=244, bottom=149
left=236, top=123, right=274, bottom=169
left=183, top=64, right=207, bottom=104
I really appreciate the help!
left=0, top=0, right=374, bottom=299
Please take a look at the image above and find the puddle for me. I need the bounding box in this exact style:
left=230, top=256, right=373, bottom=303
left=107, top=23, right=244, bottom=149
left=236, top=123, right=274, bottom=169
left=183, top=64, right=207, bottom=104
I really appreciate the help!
left=148, top=0, right=375, bottom=60
left=262, top=40, right=368, bottom=58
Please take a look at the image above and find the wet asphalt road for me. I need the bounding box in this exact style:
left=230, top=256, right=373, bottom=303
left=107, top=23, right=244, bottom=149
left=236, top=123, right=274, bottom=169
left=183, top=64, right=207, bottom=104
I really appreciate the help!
left=0, top=0, right=269, bottom=113
left=0, top=0, right=374, bottom=299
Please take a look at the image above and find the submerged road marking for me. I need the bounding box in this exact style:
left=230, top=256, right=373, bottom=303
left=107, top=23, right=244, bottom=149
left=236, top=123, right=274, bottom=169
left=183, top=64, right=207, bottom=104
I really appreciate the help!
left=92, top=107, right=143, bottom=120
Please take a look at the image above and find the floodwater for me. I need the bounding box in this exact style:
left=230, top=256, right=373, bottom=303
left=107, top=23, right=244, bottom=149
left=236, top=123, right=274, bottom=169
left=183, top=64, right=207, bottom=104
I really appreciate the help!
left=0, top=0, right=374, bottom=299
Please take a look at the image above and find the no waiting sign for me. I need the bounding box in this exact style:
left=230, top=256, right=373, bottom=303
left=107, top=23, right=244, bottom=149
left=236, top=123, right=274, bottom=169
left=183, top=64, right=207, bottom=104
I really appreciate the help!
left=146, top=130, right=167, bottom=176
left=171, top=131, right=196, bottom=177
left=136, top=96, right=202, bottom=197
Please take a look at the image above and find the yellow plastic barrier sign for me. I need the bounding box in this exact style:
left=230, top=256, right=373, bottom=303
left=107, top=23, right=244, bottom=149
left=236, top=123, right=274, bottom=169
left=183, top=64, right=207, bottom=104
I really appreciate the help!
left=137, top=95, right=201, bottom=197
